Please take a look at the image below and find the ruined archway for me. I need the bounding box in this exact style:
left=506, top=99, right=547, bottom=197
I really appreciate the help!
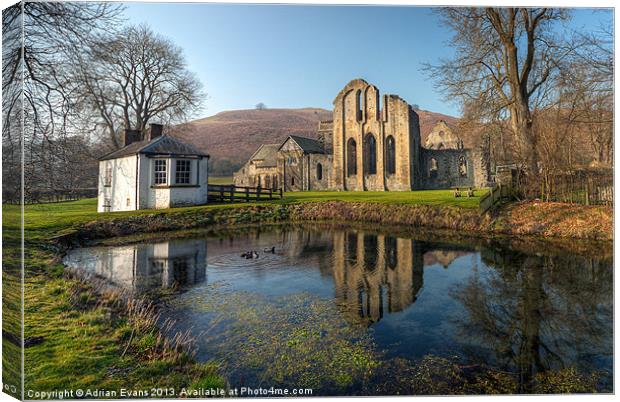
left=364, top=133, right=377, bottom=175
left=386, top=135, right=396, bottom=175
left=347, top=138, right=357, bottom=176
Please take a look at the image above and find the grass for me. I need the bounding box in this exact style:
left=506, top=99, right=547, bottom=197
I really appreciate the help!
left=2, top=200, right=227, bottom=397
left=12, top=189, right=486, bottom=241
left=281, top=189, right=486, bottom=209
left=208, top=175, right=233, bottom=185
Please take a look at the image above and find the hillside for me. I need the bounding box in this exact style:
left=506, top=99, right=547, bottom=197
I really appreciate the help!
left=173, top=107, right=462, bottom=175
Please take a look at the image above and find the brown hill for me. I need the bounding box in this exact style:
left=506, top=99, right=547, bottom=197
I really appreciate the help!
left=173, top=107, right=462, bottom=175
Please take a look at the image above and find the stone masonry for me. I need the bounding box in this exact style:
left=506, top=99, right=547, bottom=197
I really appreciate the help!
left=234, top=78, right=491, bottom=191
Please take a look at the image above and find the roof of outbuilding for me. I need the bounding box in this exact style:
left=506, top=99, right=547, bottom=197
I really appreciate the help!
left=284, top=135, right=325, bottom=154
left=248, top=143, right=280, bottom=167
left=99, top=135, right=209, bottom=161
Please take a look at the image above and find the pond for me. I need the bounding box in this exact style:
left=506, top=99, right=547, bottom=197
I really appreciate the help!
left=63, top=224, right=613, bottom=395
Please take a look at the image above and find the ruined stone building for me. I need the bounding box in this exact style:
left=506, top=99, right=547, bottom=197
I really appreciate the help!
left=234, top=79, right=490, bottom=191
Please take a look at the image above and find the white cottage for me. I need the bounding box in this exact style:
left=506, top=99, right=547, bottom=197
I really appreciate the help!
left=97, top=124, right=209, bottom=212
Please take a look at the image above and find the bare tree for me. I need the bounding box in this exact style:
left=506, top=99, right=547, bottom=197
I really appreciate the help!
left=425, top=8, right=574, bottom=174
left=2, top=2, right=122, bottom=202
left=74, top=24, right=204, bottom=148
left=255, top=102, right=267, bottom=110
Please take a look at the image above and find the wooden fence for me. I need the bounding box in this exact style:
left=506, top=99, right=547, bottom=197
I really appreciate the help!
left=207, top=184, right=283, bottom=203
left=4, top=188, right=98, bottom=205
left=479, top=184, right=512, bottom=213
left=515, top=168, right=613, bottom=206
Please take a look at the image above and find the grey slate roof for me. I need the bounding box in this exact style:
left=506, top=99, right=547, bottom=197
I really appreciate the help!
left=99, top=135, right=208, bottom=161
left=249, top=143, right=280, bottom=167
left=285, top=135, right=325, bottom=154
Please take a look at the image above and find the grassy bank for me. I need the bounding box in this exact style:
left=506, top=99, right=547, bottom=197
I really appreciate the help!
left=25, top=195, right=610, bottom=244
left=2, top=201, right=228, bottom=398
left=3, top=193, right=612, bottom=397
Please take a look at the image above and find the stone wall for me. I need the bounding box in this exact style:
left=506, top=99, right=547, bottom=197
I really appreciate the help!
left=331, top=79, right=420, bottom=191
left=420, top=149, right=475, bottom=189
left=233, top=78, right=492, bottom=193
left=279, top=140, right=332, bottom=191
left=279, top=140, right=306, bottom=191
left=233, top=161, right=279, bottom=190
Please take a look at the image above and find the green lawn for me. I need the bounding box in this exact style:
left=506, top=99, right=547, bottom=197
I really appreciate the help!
left=11, top=188, right=486, bottom=241
left=208, top=175, right=233, bottom=185
left=281, top=189, right=486, bottom=209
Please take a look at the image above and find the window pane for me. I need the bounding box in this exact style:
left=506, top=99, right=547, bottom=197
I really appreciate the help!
left=154, top=160, right=167, bottom=185
left=175, top=160, right=191, bottom=184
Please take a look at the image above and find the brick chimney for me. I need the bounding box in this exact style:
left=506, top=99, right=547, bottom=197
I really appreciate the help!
left=123, top=129, right=142, bottom=147
left=147, top=123, right=163, bottom=141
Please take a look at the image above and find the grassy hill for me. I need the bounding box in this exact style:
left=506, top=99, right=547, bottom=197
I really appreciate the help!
left=172, top=107, right=462, bottom=175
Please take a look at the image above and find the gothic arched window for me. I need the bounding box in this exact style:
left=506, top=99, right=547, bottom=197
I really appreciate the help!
left=347, top=138, right=357, bottom=176
left=364, top=133, right=377, bottom=175
left=316, top=163, right=323, bottom=180
left=459, top=156, right=468, bottom=177
left=429, top=157, right=438, bottom=179
left=386, top=135, right=396, bottom=175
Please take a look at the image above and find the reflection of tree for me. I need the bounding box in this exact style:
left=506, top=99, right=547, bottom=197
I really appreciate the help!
left=452, top=247, right=612, bottom=392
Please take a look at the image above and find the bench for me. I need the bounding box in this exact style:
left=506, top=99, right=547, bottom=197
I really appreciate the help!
left=452, top=186, right=475, bottom=198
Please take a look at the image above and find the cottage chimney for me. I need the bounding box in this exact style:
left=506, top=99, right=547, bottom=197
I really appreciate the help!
left=123, top=129, right=142, bottom=147
left=148, top=123, right=163, bottom=141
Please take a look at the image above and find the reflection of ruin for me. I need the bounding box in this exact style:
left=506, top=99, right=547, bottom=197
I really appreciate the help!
left=423, top=249, right=470, bottom=268
left=86, top=239, right=207, bottom=294
left=331, top=230, right=424, bottom=324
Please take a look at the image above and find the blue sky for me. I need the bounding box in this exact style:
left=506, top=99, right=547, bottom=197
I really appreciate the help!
left=123, top=3, right=612, bottom=118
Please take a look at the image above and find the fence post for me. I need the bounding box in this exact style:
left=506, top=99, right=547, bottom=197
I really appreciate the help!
left=585, top=182, right=589, bottom=206
left=280, top=188, right=283, bottom=199
left=229, top=186, right=234, bottom=203
left=257, top=185, right=261, bottom=201
left=246, top=187, right=249, bottom=202
left=269, top=188, right=273, bottom=200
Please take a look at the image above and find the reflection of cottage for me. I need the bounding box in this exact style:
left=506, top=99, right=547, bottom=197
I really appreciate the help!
left=234, top=79, right=491, bottom=191
left=98, top=123, right=209, bottom=212
left=73, top=239, right=207, bottom=294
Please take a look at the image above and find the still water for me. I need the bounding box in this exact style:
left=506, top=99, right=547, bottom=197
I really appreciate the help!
left=64, top=225, right=613, bottom=394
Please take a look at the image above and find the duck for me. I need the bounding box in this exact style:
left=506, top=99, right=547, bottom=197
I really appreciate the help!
left=240, top=250, right=260, bottom=259
left=263, top=246, right=276, bottom=254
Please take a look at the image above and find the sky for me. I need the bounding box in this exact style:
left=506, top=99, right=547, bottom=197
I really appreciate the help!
left=123, top=3, right=612, bottom=118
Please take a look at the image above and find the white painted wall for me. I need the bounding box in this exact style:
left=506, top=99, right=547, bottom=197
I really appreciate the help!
left=98, top=154, right=209, bottom=212
left=98, top=155, right=138, bottom=213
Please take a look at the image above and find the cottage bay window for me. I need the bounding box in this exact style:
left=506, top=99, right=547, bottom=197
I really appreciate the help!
left=154, top=159, right=167, bottom=185
left=175, top=159, right=191, bottom=184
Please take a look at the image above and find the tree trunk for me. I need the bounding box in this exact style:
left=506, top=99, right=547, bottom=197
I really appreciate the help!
left=510, top=100, right=538, bottom=174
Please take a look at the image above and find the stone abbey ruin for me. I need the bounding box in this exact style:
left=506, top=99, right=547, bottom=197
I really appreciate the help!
left=234, top=79, right=491, bottom=191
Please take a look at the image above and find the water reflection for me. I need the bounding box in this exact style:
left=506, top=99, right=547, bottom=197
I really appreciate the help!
left=64, top=239, right=207, bottom=293
left=63, top=226, right=612, bottom=392
left=453, top=246, right=613, bottom=392
left=333, top=232, right=425, bottom=323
